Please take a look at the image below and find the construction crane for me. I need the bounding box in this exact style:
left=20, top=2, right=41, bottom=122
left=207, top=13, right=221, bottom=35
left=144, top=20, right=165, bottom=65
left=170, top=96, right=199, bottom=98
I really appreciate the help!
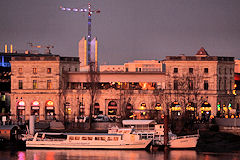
left=28, top=43, right=54, bottom=54
left=60, top=2, right=100, bottom=66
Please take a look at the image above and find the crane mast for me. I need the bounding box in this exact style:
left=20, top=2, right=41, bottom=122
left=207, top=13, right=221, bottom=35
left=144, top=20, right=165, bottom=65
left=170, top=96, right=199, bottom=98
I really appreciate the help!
left=60, top=2, right=100, bottom=68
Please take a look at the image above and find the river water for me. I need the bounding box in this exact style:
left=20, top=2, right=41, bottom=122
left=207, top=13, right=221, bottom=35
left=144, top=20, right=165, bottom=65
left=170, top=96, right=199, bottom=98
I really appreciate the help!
left=1, top=149, right=240, bottom=160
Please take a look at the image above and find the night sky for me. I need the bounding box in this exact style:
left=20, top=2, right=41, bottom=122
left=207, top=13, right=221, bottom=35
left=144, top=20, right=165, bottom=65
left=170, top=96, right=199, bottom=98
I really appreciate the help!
left=0, top=0, right=240, bottom=64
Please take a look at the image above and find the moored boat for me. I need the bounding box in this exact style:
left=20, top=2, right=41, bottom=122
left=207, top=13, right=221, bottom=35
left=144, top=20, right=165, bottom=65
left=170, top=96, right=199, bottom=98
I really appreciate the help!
left=26, top=131, right=151, bottom=149
left=109, top=120, right=199, bottom=149
left=168, top=134, right=199, bottom=149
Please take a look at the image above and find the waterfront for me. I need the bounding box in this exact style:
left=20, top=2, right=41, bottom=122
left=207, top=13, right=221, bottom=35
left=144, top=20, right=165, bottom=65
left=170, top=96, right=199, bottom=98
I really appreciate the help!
left=1, top=149, right=240, bottom=160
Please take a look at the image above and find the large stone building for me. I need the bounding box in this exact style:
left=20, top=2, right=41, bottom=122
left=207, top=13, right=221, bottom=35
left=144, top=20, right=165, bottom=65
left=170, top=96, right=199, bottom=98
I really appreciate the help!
left=10, top=54, right=79, bottom=122
left=165, top=48, right=235, bottom=119
left=9, top=48, right=238, bottom=123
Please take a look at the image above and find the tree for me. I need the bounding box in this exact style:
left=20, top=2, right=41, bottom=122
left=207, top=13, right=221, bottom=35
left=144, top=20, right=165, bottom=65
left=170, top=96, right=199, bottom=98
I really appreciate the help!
left=87, top=62, right=100, bottom=129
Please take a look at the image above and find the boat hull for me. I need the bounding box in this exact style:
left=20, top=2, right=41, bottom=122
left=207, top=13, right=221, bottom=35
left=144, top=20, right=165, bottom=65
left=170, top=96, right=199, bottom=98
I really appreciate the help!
left=26, top=140, right=151, bottom=150
left=169, top=136, right=198, bottom=149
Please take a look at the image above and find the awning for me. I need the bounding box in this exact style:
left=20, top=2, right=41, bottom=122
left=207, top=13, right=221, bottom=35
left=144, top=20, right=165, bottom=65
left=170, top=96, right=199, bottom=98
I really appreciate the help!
left=122, top=120, right=156, bottom=126
left=108, top=106, right=117, bottom=109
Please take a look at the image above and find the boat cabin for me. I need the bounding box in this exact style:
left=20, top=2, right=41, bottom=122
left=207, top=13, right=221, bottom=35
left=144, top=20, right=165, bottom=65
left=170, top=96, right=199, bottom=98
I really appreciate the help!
left=0, top=125, right=20, bottom=141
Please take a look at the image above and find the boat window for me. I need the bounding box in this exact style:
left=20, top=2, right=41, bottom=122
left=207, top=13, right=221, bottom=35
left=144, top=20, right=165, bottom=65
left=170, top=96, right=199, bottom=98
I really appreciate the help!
left=88, top=137, right=93, bottom=140
left=113, top=137, right=119, bottom=141
left=101, top=137, right=106, bottom=141
left=82, top=137, right=88, bottom=140
left=69, top=136, right=74, bottom=140
left=75, top=137, right=80, bottom=140
left=107, top=137, right=113, bottom=141
left=95, top=137, right=101, bottom=140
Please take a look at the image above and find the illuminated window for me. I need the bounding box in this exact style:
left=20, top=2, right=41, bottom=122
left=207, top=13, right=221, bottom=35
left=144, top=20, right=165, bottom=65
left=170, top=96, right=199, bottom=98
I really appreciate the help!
left=19, top=80, right=23, bottom=89
left=33, top=68, right=37, bottom=74
left=18, top=68, right=23, bottom=74
left=47, top=80, right=52, bottom=89
left=47, top=68, right=51, bottom=74
left=33, top=80, right=37, bottom=89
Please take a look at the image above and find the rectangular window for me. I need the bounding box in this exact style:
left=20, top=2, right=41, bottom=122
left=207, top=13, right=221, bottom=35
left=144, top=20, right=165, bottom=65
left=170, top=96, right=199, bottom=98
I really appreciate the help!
left=18, top=68, right=23, bottom=74
left=47, top=68, right=51, bottom=74
left=224, top=78, right=227, bottom=90
left=19, top=80, right=23, bottom=89
left=125, top=68, right=129, bottom=72
left=174, top=68, right=178, bottom=73
left=230, top=80, right=232, bottom=91
left=174, top=80, right=178, bottom=90
left=204, top=80, right=208, bottom=90
left=136, top=68, right=138, bottom=72
left=189, top=68, right=193, bottom=74
left=218, top=78, right=221, bottom=90
left=69, top=68, right=71, bottom=72
left=204, top=68, right=208, bottom=73
left=33, top=68, right=37, bottom=74
left=47, top=80, right=52, bottom=89
left=75, top=68, right=78, bottom=72
left=139, top=68, right=142, bottom=72
left=33, top=80, right=37, bottom=89
left=188, top=80, right=193, bottom=90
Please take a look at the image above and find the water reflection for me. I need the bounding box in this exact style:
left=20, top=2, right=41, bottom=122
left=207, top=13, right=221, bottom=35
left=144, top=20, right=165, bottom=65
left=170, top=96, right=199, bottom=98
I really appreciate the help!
left=1, top=149, right=240, bottom=160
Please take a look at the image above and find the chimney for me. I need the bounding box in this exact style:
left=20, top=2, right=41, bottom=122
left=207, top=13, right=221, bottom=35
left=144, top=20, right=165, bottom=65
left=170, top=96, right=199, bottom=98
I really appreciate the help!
left=10, top=44, right=13, bottom=53
left=4, top=44, right=8, bottom=53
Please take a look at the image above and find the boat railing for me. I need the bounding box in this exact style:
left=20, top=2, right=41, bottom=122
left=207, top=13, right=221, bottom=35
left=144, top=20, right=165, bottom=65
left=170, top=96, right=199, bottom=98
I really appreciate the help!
left=39, top=138, right=65, bottom=141
left=172, top=134, right=199, bottom=140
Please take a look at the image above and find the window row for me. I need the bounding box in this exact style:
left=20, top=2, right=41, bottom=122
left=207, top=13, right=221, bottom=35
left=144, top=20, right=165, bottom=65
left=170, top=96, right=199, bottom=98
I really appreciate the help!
left=173, top=67, right=208, bottom=74
left=219, top=67, right=233, bottom=75
left=173, top=80, right=209, bottom=90
left=67, top=82, right=164, bottom=90
left=18, top=68, right=52, bottom=74
left=18, top=80, right=52, bottom=89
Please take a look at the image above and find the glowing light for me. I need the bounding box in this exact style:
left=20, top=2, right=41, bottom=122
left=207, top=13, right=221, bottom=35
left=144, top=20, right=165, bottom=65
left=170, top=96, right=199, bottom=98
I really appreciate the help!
left=171, top=106, right=181, bottom=111
left=73, top=8, right=78, bottom=12
left=32, top=101, right=40, bottom=106
left=18, top=101, right=25, bottom=106
left=200, top=107, right=211, bottom=111
left=47, top=100, right=54, bottom=106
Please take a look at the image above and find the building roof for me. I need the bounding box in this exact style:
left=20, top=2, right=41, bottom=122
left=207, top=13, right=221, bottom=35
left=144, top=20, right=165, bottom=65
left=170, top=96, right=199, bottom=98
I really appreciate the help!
left=0, top=125, right=20, bottom=130
left=195, top=47, right=209, bottom=56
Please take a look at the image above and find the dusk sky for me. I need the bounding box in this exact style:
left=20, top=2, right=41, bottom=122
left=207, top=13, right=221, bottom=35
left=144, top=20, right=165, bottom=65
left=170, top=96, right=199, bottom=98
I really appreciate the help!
left=0, top=0, right=240, bottom=64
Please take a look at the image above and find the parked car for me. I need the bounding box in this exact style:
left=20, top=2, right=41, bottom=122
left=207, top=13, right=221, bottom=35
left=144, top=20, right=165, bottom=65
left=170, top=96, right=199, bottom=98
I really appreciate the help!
left=93, top=115, right=110, bottom=122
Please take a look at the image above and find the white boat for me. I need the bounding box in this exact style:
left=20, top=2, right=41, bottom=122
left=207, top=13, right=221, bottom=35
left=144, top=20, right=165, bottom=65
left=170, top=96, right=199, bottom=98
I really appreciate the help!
left=26, top=131, right=151, bottom=149
left=168, top=134, right=199, bottom=149
left=109, top=120, right=199, bottom=149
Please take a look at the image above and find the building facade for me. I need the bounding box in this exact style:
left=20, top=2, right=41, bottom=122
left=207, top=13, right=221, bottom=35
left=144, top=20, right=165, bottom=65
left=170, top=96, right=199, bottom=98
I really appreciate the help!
left=9, top=48, right=238, bottom=123
left=165, top=48, right=235, bottom=120
left=10, top=55, right=79, bottom=122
